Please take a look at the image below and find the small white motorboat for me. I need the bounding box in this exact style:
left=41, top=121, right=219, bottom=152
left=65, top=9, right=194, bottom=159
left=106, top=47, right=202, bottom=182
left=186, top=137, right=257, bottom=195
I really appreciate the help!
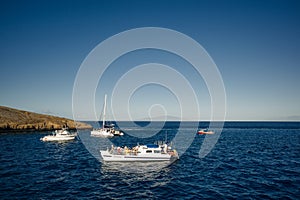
left=100, top=143, right=179, bottom=162
left=107, top=124, right=124, bottom=136
left=112, top=129, right=124, bottom=136
left=41, top=127, right=76, bottom=142
left=197, top=128, right=214, bottom=135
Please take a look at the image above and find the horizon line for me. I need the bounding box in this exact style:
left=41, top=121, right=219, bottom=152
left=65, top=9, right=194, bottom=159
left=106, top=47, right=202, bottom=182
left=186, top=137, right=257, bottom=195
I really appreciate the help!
left=79, top=119, right=300, bottom=122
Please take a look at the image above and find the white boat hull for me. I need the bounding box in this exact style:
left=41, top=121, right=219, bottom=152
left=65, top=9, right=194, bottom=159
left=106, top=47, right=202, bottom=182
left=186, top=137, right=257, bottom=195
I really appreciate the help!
left=91, top=130, right=114, bottom=137
left=41, top=135, right=75, bottom=142
left=100, top=150, right=172, bottom=162
left=198, top=131, right=214, bottom=135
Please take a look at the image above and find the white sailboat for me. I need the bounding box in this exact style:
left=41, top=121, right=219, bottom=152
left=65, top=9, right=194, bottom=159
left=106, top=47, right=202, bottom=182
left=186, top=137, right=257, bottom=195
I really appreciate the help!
left=91, top=94, right=115, bottom=138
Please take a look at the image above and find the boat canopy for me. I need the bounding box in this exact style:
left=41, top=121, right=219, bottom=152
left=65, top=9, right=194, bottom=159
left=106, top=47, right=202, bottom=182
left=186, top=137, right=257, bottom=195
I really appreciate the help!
left=104, top=124, right=114, bottom=128
left=146, top=144, right=159, bottom=148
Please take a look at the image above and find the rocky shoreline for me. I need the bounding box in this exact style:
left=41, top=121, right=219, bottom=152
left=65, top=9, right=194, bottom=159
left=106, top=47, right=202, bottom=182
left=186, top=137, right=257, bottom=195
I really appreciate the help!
left=0, top=106, right=92, bottom=132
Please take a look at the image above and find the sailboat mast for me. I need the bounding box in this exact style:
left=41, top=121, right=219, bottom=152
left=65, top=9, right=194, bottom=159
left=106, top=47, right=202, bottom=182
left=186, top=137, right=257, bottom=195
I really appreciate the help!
left=103, top=94, right=107, bottom=128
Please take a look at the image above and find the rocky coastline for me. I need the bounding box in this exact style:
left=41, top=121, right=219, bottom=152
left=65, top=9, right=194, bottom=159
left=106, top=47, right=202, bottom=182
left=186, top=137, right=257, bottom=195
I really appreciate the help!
left=0, top=106, right=92, bottom=132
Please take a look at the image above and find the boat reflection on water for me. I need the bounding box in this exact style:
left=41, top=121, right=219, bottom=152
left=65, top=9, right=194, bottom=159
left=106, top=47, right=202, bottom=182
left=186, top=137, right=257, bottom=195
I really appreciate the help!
left=100, top=162, right=173, bottom=191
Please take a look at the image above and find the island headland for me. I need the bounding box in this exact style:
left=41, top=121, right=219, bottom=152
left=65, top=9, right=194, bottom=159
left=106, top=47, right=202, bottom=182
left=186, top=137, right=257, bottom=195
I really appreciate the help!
left=0, top=106, right=92, bottom=132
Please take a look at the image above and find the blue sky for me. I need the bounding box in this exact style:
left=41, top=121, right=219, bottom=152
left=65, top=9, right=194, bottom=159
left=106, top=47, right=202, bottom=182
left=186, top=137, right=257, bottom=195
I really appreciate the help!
left=0, top=0, right=299, bottom=121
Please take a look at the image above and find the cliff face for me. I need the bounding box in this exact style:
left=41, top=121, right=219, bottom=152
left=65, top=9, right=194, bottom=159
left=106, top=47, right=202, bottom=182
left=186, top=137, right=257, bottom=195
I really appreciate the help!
left=0, top=106, right=92, bottom=131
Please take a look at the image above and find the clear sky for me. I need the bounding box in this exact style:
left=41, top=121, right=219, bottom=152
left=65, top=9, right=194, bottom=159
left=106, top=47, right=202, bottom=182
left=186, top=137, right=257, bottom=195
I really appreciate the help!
left=0, top=0, right=299, bottom=121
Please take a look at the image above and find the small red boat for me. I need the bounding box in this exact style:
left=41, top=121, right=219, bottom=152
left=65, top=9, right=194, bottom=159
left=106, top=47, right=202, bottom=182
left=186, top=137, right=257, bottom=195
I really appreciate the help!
left=197, top=129, right=214, bottom=135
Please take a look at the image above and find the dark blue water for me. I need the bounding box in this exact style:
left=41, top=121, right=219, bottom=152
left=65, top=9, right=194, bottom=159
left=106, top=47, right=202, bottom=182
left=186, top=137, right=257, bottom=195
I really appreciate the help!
left=0, top=122, right=299, bottom=199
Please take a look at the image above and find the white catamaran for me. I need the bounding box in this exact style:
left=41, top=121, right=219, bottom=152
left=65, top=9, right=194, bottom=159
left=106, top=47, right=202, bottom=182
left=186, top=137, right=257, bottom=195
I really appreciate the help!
left=100, top=142, right=179, bottom=162
left=91, top=94, right=123, bottom=137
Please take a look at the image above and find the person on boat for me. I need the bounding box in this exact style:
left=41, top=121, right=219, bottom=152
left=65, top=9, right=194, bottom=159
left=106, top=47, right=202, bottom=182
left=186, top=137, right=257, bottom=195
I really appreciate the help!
left=132, top=146, right=138, bottom=155
left=124, top=146, right=130, bottom=154
left=163, top=144, right=168, bottom=154
left=110, top=144, right=114, bottom=153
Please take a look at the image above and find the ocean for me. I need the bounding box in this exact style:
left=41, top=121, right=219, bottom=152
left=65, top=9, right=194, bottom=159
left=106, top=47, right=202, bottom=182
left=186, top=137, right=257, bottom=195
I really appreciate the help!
left=0, top=122, right=299, bottom=199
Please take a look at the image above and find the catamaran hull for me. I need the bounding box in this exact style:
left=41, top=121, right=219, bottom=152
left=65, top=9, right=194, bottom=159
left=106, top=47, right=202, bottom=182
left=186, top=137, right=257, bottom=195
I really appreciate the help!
left=100, top=150, right=173, bottom=162
left=91, top=130, right=113, bottom=137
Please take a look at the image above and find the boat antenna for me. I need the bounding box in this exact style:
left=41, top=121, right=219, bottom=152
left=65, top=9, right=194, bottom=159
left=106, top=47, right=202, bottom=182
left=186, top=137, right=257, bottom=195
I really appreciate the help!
left=165, top=130, right=168, bottom=144
left=103, top=94, right=107, bottom=128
